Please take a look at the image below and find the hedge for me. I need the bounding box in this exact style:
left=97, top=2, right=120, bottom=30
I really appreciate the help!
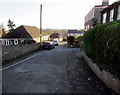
left=83, top=20, right=120, bottom=79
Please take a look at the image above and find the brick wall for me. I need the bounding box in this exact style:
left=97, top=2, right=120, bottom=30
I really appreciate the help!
left=85, top=6, right=107, bottom=31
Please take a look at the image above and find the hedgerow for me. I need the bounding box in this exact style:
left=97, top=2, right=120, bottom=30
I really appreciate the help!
left=83, top=20, right=120, bottom=79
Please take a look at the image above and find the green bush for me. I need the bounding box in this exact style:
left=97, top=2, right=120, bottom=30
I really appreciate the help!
left=83, top=20, right=120, bottom=79
left=76, top=36, right=83, bottom=48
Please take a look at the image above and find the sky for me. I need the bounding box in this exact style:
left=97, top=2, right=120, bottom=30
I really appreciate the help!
left=0, top=0, right=117, bottom=30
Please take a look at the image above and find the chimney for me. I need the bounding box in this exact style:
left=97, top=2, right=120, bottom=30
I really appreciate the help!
left=102, top=0, right=109, bottom=6
left=2, top=28, right=5, bottom=35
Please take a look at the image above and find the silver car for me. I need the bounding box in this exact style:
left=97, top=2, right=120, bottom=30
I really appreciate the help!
left=52, top=40, right=58, bottom=46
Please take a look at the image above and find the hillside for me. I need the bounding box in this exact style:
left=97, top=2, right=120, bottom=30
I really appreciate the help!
left=43, top=29, right=68, bottom=37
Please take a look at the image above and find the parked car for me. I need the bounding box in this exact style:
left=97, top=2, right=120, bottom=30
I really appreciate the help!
left=42, top=41, right=55, bottom=50
left=52, top=40, right=58, bottom=46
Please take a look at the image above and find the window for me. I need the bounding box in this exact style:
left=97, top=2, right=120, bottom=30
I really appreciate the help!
left=9, top=40, right=12, bottom=45
left=44, top=36, right=48, bottom=40
left=103, top=13, right=107, bottom=23
left=6, top=40, right=9, bottom=45
left=117, top=5, right=120, bottom=20
left=14, top=40, right=18, bottom=45
left=88, top=25, right=90, bottom=29
left=85, top=25, right=87, bottom=31
left=110, top=9, right=114, bottom=21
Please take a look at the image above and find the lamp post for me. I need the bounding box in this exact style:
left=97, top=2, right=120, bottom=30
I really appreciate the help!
left=40, top=4, right=42, bottom=44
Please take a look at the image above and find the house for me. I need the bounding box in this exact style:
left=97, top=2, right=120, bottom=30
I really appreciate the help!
left=68, top=30, right=84, bottom=38
left=101, top=0, right=120, bottom=23
left=50, top=33, right=63, bottom=42
left=2, top=25, right=50, bottom=45
left=0, top=24, right=9, bottom=44
left=84, top=0, right=109, bottom=31
left=0, top=30, right=2, bottom=38
left=41, top=31, right=50, bottom=41
left=0, top=23, right=5, bottom=37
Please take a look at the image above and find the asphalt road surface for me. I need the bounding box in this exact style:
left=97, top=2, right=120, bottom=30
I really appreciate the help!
left=2, top=43, right=118, bottom=94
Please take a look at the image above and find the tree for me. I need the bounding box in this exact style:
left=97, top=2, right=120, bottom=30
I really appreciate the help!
left=7, top=19, right=16, bottom=31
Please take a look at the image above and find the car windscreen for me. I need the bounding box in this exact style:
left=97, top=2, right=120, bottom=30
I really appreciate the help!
left=44, top=42, right=50, bottom=44
left=53, top=41, right=57, bottom=42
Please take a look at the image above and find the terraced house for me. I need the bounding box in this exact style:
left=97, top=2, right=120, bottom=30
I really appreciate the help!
left=2, top=25, right=50, bottom=45
left=101, top=0, right=120, bottom=23
left=84, top=0, right=109, bottom=31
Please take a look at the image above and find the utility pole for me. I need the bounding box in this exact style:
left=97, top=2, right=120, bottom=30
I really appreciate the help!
left=40, top=4, right=42, bottom=44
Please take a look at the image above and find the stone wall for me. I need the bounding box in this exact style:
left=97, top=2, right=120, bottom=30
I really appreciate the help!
left=2, top=43, right=41, bottom=62
left=82, top=51, right=120, bottom=95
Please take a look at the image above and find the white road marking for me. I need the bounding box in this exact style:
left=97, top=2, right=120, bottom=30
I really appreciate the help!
left=0, top=53, right=40, bottom=71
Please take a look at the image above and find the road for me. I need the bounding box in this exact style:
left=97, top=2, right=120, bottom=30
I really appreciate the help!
left=2, top=43, right=118, bottom=94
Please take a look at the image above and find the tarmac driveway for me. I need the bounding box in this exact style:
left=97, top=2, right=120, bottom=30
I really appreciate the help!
left=2, top=43, right=117, bottom=94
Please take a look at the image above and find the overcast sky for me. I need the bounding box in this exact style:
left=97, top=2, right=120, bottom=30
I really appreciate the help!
left=0, top=0, right=117, bottom=30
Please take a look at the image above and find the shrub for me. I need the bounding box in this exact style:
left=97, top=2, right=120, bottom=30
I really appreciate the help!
left=83, top=20, right=120, bottom=79
left=76, top=36, right=83, bottom=48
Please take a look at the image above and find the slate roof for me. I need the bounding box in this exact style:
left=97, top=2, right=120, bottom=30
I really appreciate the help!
left=2, top=25, right=49, bottom=38
left=50, top=33, right=60, bottom=39
left=101, top=1, right=120, bottom=13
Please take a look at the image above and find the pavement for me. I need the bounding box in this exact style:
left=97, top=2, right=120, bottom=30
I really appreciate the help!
left=2, top=42, right=118, bottom=94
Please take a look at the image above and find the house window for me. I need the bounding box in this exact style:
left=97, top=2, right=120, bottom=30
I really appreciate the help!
left=117, top=5, right=120, bottom=20
left=9, top=40, right=13, bottom=45
left=4, top=40, right=6, bottom=45
left=85, top=25, right=87, bottom=31
left=110, top=9, right=114, bottom=21
left=6, top=40, right=9, bottom=45
left=103, top=13, right=107, bottom=23
left=87, top=25, right=89, bottom=30
left=14, top=40, right=18, bottom=45
left=44, top=36, right=48, bottom=40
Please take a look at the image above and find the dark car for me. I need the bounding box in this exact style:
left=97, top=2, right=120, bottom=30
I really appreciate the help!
left=42, top=41, right=55, bottom=50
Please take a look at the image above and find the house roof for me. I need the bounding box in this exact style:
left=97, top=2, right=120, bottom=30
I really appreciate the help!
left=23, top=25, right=40, bottom=38
left=2, top=25, right=49, bottom=38
left=50, top=33, right=60, bottom=38
left=85, top=5, right=108, bottom=18
left=23, top=25, right=49, bottom=37
left=5, top=30, right=10, bottom=34
left=101, top=1, right=120, bottom=13
left=0, top=29, right=10, bottom=38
